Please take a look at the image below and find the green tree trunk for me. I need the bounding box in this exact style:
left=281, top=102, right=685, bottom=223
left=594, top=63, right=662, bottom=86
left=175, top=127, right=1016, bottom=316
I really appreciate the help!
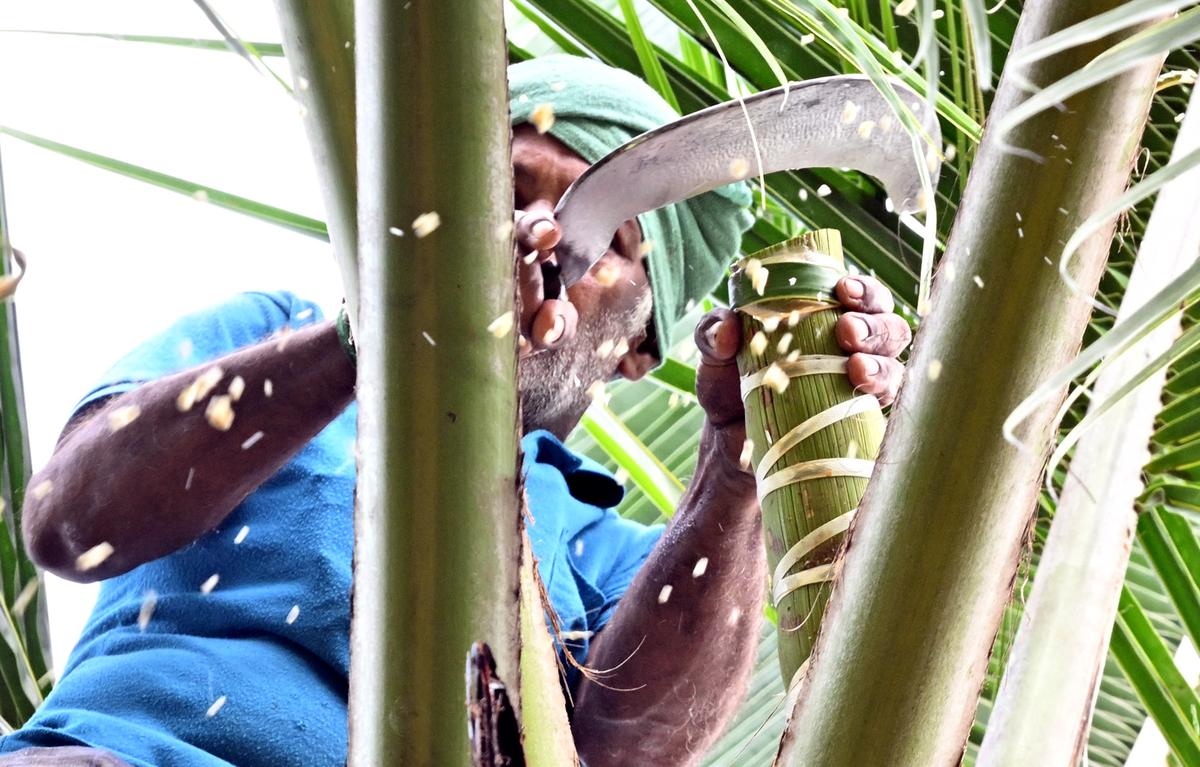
left=347, top=2, right=520, bottom=765
left=975, top=79, right=1200, bottom=767
left=272, top=0, right=358, bottom=324
left=776, top=1, right=1165, bottom=763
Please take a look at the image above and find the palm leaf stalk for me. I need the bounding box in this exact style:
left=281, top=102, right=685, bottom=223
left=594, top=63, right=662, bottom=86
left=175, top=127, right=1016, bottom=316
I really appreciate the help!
left=0, top=142, right=48, bottom=731
left=347, top=1, right=520, bottom=764
left=976, top=80, right=1200, bottom=767
left=776, top=0, right=1168, bottom=762
left=729, top=229, right=885, bottom=688
left=271, top=0, right=358, bottom=324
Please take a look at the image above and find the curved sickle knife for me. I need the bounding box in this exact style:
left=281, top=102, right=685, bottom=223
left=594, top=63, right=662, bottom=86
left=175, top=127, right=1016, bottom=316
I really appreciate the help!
left=552, top=74, right=942, bottom=288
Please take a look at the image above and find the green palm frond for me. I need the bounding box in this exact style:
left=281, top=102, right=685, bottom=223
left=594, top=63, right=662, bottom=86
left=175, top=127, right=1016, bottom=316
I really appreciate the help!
left=8, top=3, right=1200, bottom=763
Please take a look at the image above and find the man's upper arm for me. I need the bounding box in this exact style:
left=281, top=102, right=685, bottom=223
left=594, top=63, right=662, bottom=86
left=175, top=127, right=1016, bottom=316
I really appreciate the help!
left=61, top=291, right=319, bottom=441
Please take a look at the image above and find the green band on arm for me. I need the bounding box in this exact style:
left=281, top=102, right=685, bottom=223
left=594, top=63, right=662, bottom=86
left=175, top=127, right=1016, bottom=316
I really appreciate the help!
left=335, top=304, right=357, bottom=366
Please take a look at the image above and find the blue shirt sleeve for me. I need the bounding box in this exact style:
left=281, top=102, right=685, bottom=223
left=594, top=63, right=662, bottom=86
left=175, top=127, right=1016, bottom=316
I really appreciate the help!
left=74, top=291, right=323, bottom=416
left=575, top=511, right=664, bottom=634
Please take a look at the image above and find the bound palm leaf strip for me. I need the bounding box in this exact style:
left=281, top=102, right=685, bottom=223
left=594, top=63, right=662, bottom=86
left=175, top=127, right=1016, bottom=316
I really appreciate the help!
left=731, top=229, right=885, bottom=688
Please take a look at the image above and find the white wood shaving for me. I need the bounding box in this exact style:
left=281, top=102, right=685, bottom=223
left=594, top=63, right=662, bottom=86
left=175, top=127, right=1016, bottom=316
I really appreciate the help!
left=205, top=395, right=235, bottom=432
left=178, top=366, right=225, bottom=412
left=200, top=574, right=220, bottom=594
left=857, top=120, right=876, bottom=139
left=388, top=226, right=405, bottom=238
left=263, top=379, right=274, bottom=398
left=241, top=431, right=264, bottom=450
left=227, top=376, right=246, bottom=402
left=973, top=275, right=985, bottom=288
left=763, top=363, right=790, bottom=393
left=817, top=184, right=832, bottom=198
left=777, top=333, right=794, bottom=354
left=739, top=438, right=755, bottom=470
left=30, top=480, right=52, bottom=501
left=138, top=590, right=157, bottom=631
left=927, top=359, right=943, bottom=381
left=487, top=311, right=514, bottom=338
left=728, top=157, right=750, bottom=179
left=286, top=605, right=300, bottom=625
left=531, top=103, right=556, bottom=133
left=841, top=101, right=859, bottom=124
left=108, top=405, right=141, bottom=432
left=692, top=558, right=709, bottom=578
left=412, top=212, right=441, bottom=238
left=421, top=331, right=437, bottom=347
left=234, top=526, right=250, bottom=545
left=593, top=263, right=620, bottom=287
left=76, top=541, right=114, bottom=572
left=596, top=339, right=615, bottom=358
left=749, top=332, right=768, bottom=356
left=761, top=316, right=781, bottom=333
left=206, top=695, right=227, bottom=718
left=586, top=380, right=609, bottom=406
left=185, top=468, right=195, bottom=491
left=657, top=585, right=673, bottom=604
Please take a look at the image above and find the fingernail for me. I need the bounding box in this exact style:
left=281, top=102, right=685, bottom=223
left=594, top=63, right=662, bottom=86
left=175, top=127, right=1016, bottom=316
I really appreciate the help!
left=531, top=219, right=555, bottom=240
left=861, top=356, right=880, bottom=376
left=703, top=321, right=721, bottom=351
left=844, top=278, right=864, bottom=299
left=848, top=316, right=869, bottom=342
left=543, top=314, right=567, bottom=345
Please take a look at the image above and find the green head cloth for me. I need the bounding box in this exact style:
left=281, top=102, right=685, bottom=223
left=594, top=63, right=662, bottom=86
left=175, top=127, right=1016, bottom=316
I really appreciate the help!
left=508, top=54, right=754, bottom=363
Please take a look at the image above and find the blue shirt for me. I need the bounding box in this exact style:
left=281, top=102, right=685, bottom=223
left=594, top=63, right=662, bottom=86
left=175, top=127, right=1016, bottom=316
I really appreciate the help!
left=0, top=292, right=664, bottom=767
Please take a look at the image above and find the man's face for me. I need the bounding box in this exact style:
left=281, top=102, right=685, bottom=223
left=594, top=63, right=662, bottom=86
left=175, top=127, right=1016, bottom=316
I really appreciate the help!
left=512, top=123, right=657, bottom=437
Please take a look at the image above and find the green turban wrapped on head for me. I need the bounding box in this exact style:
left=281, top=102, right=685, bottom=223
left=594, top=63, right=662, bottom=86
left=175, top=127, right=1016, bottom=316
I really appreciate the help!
left=508, top=54, right=754, bottom=363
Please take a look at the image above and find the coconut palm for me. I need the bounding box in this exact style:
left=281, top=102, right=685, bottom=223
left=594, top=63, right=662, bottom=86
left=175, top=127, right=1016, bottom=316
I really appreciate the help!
left=1, top=0, right=1199, bottom=765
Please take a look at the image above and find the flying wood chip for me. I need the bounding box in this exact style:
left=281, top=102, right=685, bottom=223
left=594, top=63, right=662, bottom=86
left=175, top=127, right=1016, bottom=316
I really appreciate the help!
left=531, top=103, right=555, bottom=134
left=205, top=396, right=235, bottom=432
left=75, top=541, right=114, bottom=572
left=412, top=212, right=441, bottom=238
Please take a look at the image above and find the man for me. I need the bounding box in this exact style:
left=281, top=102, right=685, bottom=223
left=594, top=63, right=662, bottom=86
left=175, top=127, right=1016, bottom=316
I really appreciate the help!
left=0, top=55, right=908, bottom=766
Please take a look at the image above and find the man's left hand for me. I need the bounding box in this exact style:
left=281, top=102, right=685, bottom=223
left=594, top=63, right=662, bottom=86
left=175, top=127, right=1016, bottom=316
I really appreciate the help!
left=692, top=274, right=910, bottom=473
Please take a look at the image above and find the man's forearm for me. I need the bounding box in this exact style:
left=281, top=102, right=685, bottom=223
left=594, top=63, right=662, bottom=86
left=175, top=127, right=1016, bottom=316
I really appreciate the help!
left=23, top=321, right=356, bottom=582
left=573, top=421, right=765, bottom=767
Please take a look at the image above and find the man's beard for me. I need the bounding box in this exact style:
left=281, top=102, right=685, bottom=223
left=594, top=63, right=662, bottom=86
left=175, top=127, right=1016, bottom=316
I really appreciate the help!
left=519, top=289, right=653, bottom=435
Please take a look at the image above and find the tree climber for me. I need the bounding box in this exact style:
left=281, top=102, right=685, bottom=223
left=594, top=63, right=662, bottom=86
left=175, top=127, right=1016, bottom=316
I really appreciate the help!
left=0, top=55, right=909, bottom=767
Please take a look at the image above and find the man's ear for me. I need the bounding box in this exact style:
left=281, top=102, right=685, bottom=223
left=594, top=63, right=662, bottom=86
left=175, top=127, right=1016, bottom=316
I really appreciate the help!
left=616, top=346, right=659, bottom=381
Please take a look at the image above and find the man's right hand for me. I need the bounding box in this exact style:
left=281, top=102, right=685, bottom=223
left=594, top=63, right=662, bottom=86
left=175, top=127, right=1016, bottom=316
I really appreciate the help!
left=513, top=204, right=578, bottom=353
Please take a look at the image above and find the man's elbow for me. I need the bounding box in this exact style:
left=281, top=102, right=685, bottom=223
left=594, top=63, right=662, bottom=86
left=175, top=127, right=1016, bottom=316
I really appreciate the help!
left=21, top=482, right=106, bottom=584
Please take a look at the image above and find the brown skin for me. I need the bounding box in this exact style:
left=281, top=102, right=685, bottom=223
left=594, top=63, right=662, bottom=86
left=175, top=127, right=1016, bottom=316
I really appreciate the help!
left=9, top=125, right=907, bottom=767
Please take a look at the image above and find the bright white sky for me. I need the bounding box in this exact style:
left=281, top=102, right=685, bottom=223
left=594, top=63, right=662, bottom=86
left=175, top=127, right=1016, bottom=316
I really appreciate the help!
left=0, top=2, right=345, bottom=671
